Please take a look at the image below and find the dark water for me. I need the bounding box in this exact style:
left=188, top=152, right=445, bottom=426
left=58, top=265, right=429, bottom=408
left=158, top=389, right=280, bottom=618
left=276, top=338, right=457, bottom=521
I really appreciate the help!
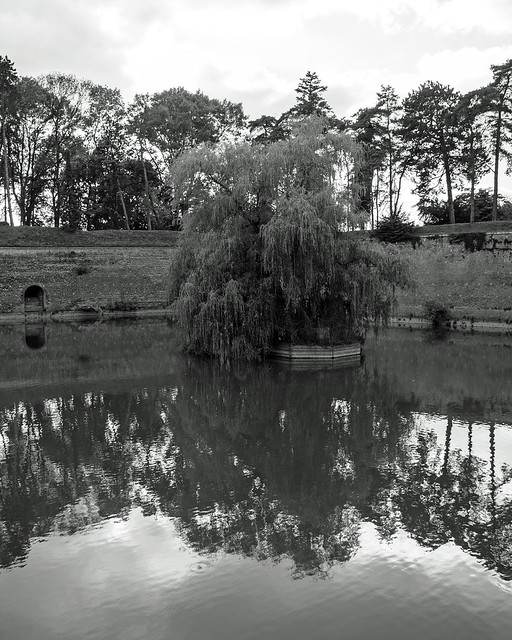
left=0, top=320, right=511, bottom=640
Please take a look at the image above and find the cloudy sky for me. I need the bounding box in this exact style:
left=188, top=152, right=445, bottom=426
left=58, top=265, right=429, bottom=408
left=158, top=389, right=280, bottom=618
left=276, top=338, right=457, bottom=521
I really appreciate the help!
left=2, top=0, right=512, bottom=120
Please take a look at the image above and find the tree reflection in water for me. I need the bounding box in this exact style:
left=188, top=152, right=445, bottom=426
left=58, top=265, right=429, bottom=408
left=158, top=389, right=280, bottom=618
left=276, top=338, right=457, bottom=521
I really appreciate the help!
left=1, top=355, right=511, bottom=580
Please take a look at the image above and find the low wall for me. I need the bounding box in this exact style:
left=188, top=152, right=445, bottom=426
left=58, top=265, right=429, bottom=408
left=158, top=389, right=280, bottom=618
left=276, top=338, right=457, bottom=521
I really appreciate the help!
left=0, top=229, right=178, bottom=320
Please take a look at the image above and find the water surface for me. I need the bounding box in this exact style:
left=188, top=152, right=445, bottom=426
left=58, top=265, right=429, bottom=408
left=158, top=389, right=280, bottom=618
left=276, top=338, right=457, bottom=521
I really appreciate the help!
left=0, top=321, right=511, bottom=640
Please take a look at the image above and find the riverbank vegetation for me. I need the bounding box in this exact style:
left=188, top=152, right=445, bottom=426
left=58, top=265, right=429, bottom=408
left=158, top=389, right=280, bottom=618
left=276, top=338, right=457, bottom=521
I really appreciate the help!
left=1, top=55, right=512, bottom=230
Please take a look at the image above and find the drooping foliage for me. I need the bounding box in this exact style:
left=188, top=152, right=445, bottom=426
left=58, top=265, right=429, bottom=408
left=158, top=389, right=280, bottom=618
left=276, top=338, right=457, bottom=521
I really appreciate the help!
left=168, top=117, right=410, bottom=364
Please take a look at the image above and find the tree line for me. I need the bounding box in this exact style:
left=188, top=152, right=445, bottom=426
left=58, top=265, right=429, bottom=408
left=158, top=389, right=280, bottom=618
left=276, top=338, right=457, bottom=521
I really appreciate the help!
left=1, top=55, right=511, bottom=229
left=0, top=56, right=245, bottom=229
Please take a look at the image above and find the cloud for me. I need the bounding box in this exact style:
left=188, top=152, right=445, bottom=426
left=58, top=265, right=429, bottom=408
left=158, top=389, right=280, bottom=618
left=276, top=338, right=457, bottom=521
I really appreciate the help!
left=2, top=0, right=512, bottom=120
left=412, top=0, right=512, bottom=35
left=328, top=0, right=512, bottom=35
left=120, top=0, right=308, bottom=106
left=416, top=45, right=512, bottom=93
left=333, top=44, right=512, bottom=117
left=0, top=0, right=129, bottom=87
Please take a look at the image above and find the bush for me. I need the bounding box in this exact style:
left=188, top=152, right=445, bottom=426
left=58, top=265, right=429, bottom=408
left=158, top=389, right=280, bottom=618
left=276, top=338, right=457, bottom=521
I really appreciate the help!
left=448, top=232, right=486, bottom=252
left=371, top=214, right=417, bottom=244
left=75, top=265, right=89, bottom=276
left=424, top=300, right=451, bottom=328
left=108, top=300, right=138, bottom=312
left=418, top=189, right=512, bottom=225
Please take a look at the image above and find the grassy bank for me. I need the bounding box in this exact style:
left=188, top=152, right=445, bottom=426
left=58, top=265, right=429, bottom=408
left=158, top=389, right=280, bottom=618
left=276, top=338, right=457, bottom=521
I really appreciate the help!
left=0, top=227, right=180, bottom=247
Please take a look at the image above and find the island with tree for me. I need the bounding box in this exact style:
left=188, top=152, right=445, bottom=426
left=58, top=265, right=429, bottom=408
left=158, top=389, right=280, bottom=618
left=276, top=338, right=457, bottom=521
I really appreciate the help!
left=1, top=55, right=512, bottom=352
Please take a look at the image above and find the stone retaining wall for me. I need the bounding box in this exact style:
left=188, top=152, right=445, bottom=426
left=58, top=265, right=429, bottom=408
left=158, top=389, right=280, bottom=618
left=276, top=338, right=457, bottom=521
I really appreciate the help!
left=0, top=229, right=178, bottom=319
left=1, top=225, right=512, bottom=327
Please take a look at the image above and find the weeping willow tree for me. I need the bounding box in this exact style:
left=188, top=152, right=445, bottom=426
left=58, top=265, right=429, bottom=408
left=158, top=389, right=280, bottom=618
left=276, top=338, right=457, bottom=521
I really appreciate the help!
left=168, top=117, right=409, bottom=364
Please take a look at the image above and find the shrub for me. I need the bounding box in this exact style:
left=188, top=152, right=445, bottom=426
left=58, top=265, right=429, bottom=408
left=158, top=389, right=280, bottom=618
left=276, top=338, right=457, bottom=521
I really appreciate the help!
left=108, top=300, right=138, bottom=312
left=448, top=232, right=486, bottom=252
left=75, top=266, right=89, bottom=276
left=371, top=214, right=417, bottom=245
left=424, top=300, right=451, bottom=328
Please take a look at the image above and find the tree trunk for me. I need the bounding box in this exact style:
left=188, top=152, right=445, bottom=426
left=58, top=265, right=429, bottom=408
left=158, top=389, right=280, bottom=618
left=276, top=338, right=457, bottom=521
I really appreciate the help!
left=388, top=142, right=394, bottom=217
left=372, top=172, right=379, bottom=229
left=393, top=167, right=406, bottom=217
left=469, top=177, right=475, bottom=224
left=469, top=138, right=475, bottom=224
left=443, top=414, right=453, bottom=477
left=52, top=117, right=61, bottom=228
left=117, top=177, right=130, bottom=230
left=86, top=184, right=93, bottom=230
left=492, top=102, right=503, bottom=221
left=359, top=166, right=373, bottom=222
left=442, top=144, right=455, bottom=224
left=141, top=154, right=152, bottom=231
left=1, top=101, right=13, bottom=226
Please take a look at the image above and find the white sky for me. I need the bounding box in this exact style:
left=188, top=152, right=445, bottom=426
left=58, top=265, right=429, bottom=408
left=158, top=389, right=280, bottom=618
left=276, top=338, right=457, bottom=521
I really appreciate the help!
left=2, top=0, right=512, bottom=214
left=2, top=0, right=512, bottom=120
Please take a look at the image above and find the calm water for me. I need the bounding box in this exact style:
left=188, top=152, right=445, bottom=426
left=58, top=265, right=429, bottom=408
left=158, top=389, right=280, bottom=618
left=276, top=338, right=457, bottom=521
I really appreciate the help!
left=0, top=320, right=511, bottom=640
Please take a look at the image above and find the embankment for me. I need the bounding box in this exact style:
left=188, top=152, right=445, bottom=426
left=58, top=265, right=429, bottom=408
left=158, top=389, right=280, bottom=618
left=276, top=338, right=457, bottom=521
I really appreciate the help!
left=1, top=223, right=512, bottom=329
left=0, top=228, right=178, bottom=321
left=394, top=222, right=512, bottom=330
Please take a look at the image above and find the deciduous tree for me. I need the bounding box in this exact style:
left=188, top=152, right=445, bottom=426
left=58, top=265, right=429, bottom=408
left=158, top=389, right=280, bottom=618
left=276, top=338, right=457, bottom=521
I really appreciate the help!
left=128, top=88, right=246, bottom=229
left=8, top=76, right=53, bottom=226
left=168, top=117, right=409, bottom=364
left=39, top=73, right=91, bottom=227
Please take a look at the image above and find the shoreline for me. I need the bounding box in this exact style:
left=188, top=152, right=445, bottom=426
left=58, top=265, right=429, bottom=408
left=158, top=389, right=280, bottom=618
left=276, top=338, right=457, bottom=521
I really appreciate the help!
left=390, top=316, right=512, bottom=334
left=0, top=309, right=511, bottom=336
left=0, top=308, right=171, bottom=325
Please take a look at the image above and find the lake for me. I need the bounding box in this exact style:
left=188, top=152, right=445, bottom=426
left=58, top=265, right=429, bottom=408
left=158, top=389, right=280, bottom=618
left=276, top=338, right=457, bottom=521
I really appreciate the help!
left=0, top=320, right=511, bottom=640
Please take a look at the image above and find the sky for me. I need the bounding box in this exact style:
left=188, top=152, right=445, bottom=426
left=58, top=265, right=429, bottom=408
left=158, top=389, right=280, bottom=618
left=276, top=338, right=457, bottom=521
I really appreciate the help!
left=2, top=0, right=512, bottom=121
left=2, top=0, right=512, bottom=213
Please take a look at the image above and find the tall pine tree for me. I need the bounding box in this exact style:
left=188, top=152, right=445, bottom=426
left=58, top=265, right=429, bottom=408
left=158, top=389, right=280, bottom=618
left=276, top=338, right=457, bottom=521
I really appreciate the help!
left=292, top=71, right=332, bottom=118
